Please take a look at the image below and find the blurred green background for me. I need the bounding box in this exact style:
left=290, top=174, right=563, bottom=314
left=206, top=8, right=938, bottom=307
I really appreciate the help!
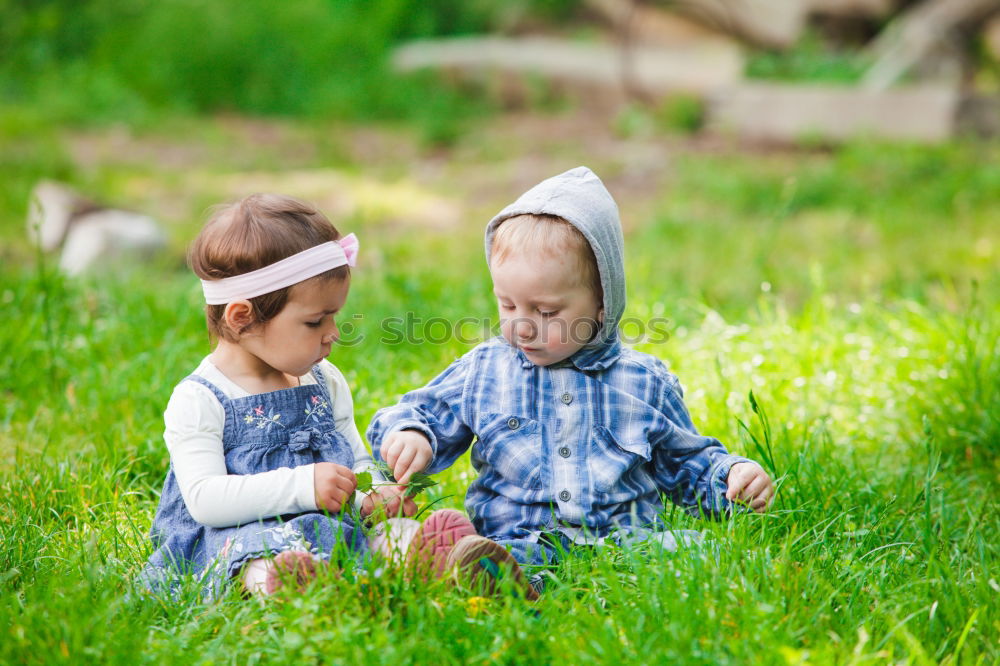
left=1, top=2, right=998, bottom=664
left=1, top=0, right=577, bottom=129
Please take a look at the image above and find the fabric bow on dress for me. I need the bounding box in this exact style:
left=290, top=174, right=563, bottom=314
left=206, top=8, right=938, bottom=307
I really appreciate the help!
left=288, top=427, right=326, bottom=457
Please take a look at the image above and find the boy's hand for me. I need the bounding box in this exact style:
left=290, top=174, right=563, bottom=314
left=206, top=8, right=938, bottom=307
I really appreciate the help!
left=360, top=485, right=418, bottom=519
left=726, top=462, right=774, bottom=513
left=313, top=462, right=357, bottom=513
left=381, top=429, right=433, bottom=484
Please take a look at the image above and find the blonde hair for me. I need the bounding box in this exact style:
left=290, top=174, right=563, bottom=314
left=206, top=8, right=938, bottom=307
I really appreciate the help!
left=189, top=193, right=349, bottom=342
left=490, top=214, right=602, bottom=300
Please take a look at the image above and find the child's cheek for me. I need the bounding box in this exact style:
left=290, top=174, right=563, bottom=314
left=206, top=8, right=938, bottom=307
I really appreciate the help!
left=499, top=319, right=513, bottom=343
left=542, top=322, right=556, bottom=348
left=549, top=320, right=570, bottom=348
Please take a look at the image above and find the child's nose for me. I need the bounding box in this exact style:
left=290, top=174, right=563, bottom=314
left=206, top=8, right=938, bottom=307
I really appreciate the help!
left=323, top=323, right=339, bottom=344
left=514, top=318, right=536, bottom=341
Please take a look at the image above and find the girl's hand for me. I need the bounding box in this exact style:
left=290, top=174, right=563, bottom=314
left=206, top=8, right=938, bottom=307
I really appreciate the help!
left=726, top=462, right=774, bottom=513
left=313, top=462, right=357, bottom=513
left=360, top=485, right=418, bottom=519
left=381, top=430, right=433, bottom=484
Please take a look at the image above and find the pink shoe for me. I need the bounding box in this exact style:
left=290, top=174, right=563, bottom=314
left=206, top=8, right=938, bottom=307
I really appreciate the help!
left=264, top=550, right=318, bottom=595
left=406, top=509, right=477, bottom=579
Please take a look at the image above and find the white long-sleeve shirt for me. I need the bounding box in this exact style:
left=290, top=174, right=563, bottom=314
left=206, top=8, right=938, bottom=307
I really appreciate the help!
left=163, top=357, right=378, bottom=528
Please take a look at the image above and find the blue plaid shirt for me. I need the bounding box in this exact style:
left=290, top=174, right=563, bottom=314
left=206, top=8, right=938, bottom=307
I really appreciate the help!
left=367, top=337, right=751, bottom=541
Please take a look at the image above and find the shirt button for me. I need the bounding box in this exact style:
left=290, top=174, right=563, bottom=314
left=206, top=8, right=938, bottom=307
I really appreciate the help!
left=558, top=446, right=571, bottom=458
left=507, top=417, right=520, bottom=430
left=558, top=489, right=571, bottom=502
left=560, top=392, right=573, bottom=405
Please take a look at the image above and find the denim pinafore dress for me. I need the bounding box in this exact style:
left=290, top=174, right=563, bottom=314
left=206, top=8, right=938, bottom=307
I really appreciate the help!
left=143, top=364, right=365, bottom=598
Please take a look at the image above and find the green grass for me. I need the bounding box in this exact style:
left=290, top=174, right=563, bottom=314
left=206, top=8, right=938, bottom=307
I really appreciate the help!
left=1, top=115, right=998, bottom=664
left=0, top=0, right=506, bottom=149
left=746, top=32, right=872, bottom=84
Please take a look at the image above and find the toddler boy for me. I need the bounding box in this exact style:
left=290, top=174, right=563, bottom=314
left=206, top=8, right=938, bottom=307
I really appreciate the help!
left=368, top=167, right=773, bottom=593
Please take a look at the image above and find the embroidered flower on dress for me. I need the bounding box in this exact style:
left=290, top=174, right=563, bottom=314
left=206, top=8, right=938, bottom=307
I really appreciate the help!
left=266, top=522, right=313, bottom=553
left=244, top=405, right=284, bottom=431
left=303, top=395, right=330, bottom=423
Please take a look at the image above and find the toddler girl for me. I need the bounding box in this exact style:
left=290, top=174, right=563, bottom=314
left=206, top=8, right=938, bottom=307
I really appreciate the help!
left=142, top=193, right=422, bottom=598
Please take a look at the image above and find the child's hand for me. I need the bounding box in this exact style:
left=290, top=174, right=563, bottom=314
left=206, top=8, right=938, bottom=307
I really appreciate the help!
left=726, top=462, right=774, bottom=513
left=360, top=485, right=418, bottom=519
left=313, top=462, right=357, bottom=513
left=381, top=430, right=433, bottom=484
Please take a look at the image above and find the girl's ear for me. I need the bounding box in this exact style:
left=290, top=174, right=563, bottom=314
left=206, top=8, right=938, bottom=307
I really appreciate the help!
left=597, top=308, right=605, bottom=324
left=223, top=300, right=255, bottom=338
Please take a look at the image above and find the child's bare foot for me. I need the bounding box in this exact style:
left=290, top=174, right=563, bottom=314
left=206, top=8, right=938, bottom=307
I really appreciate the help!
left=264, top=550, right=318, bottom=595
left=406, top=509, right=477, bottom=579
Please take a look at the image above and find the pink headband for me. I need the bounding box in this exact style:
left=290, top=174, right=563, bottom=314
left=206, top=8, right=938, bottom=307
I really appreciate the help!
left=201, top=234, right=358, bottom=305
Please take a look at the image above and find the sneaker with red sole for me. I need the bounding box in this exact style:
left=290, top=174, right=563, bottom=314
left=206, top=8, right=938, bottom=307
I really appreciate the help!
left=406, top=509, right=477, bottom=579
left=445, top=535, right=539, bottom=601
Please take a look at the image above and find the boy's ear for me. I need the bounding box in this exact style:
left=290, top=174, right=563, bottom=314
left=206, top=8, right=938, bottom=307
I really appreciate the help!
left=597, top=308, right=605, bottom=324
left=223, top=300, right=255, bottom=337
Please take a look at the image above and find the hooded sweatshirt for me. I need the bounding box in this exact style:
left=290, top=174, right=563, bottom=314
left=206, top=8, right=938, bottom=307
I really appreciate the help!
left=484, top=166, right=625, bottom=347
left=367, top=167, right=751, bottom=543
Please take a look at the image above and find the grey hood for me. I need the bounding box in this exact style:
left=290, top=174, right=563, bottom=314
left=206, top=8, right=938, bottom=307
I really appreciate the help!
left=484, top=166, right=625, bottom=346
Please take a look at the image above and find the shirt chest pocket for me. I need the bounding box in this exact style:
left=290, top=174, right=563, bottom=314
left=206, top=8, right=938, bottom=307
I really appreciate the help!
left=590, top=426, right=652, bottom=494
left=472, top=413, right=545, bottom=490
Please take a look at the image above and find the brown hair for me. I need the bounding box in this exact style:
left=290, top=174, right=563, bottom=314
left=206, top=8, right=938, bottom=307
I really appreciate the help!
left=189, top=193, right=349, bottom=342
left=490, top=214, right=602, bottom=302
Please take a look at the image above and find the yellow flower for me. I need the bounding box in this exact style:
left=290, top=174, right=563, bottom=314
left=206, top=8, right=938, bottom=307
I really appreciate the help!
left=779, top=646, right=809, bottom=665
left=465, top=596, right=489, bottom=616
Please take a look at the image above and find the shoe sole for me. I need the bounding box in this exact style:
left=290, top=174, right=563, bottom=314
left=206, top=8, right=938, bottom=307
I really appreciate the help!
left=406, top=509, right=477, bottom=578
left=445, top=535, right=539, bottom=601
left=264, top=550, right=318, bottom=595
